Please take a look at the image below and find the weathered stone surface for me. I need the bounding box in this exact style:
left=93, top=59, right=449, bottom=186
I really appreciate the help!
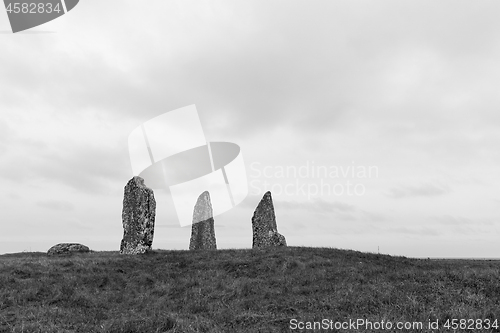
left=252, top=191, right=287, bottom=248
left=120, top=176, right=156, bottom=254
left=47, top=243, right=90, bottom=256
left=189, top=191, right=217, bottom=250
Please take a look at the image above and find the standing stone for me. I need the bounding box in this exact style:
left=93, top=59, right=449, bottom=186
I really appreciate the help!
left=189, top=191, right=217, bottom=250
left=252, top=191, right=287, bottom=248
left=120, top=176, right=156, bottom=254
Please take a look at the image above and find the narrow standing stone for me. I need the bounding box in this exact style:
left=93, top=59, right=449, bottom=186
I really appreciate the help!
left=189, top=191, right=217, bottom=250
left=252, top=191, right=287, bottom=248
left=120, top=176, right=156, bottom=254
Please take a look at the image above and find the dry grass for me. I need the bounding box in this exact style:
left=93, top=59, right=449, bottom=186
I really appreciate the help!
left=1, top=247, right=499, bottom=332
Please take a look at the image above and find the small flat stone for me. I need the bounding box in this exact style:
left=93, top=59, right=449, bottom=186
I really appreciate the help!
left=47, top=243, right=90, bottom=256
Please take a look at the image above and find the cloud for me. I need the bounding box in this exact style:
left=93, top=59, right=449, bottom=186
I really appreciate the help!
left=432, top=215, right=494, bottom=226
left=2, top=0, right=500, bottom=142
left=244, top=196, right=392, bottom=225
left=0, top=135, right=131, bottom=195
left=386, top=183, right=451, bottom=199
left=385, top=226, right=441, bottom=236
left=2, top=0, right=500, bottom=257
left=360, top=210, right=391, bottom=223
left=156, top=224, right=225, bottom=228
left=156, top=225, right=183, bottom=229
left=6, top=192, right=20, bottom=200
left=36, top=200, right=74, bottom=211
left=277, top=198, right=393, bottom=224
left=277, top=197, right=357, bottom=214
left=36, top=141, right=131, bottom=194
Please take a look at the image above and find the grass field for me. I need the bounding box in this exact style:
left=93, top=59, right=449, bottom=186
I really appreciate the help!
left=1, top=246, right=499, bottom=332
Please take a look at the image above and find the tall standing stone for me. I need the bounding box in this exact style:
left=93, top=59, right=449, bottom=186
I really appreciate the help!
left=120, top=176, right=156, bottom=254
left=189, top=191, right=217, bottom=250
left=252, top=191, right=287, bottom=248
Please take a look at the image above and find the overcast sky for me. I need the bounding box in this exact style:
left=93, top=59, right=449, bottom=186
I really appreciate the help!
left=1, top=0, right=500, bottom=257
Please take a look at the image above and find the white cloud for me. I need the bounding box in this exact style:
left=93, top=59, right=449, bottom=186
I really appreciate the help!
left=36, top=200, right=74, bottom=211
left=2, top=0, right=500, bottom=257
left=386, top=182, right=451, bottom=199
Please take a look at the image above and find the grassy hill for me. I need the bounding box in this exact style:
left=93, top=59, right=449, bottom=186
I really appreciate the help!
left=1, top=246, right=499, bottom=332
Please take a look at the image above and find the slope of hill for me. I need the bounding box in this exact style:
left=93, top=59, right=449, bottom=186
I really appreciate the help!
left=1, top=247, right=499, bottom=332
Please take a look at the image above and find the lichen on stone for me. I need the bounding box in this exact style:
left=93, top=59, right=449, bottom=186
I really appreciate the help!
left=120, top=176, right=156, bottom=254
left=189, top=191, right=217, bottom=250
left=252, top=191, right=287, bottom=248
